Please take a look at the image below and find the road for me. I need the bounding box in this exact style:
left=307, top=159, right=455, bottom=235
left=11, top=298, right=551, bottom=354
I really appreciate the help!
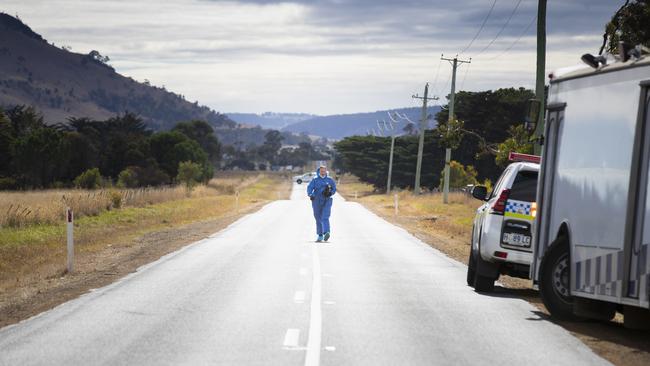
left=0, top=183, right=609, bottom=366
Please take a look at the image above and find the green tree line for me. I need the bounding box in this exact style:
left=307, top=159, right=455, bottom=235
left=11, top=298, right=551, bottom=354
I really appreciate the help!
left=0, top=106, right=219, bottom=189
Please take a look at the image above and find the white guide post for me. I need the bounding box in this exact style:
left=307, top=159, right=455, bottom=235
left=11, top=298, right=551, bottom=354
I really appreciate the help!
left=66, top=207, right=74, bottom=273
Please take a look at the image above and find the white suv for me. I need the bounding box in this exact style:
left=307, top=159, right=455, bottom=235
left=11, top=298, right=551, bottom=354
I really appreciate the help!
left=467, top=162, right=539, bottom=292
left=294, top=172, right=317, bottom=184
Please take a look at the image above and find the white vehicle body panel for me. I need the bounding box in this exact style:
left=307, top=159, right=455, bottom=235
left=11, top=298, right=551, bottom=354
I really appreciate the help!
left=533, top=57, right=650, bottom=309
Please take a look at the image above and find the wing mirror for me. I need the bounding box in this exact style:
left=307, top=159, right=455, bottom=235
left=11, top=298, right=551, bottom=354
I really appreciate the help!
left=471, top=185, right=488, bottom=201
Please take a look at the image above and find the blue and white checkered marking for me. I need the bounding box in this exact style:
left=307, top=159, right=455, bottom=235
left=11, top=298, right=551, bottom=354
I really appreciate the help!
left=505, top=199, right=532, bottom=216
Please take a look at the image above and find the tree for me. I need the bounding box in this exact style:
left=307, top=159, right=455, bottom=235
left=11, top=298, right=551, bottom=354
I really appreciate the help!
left=74, top=168, right=102, bottom=189
left=117, top=167, right=139, bottom=188
left=258, top=130, right=284, bottom=165
left=435, top=88, right=534, bottom=182
left=334, top=132, right=444, bottom=190
left=439, top=161, right=478, bottom=190
left=604, top=0, right=650, bottom=54
left=172, top=120, right=221, bottom=164
left=495, top=125, right=534, bottom=167
left=177, top=161, right=202, bottom=192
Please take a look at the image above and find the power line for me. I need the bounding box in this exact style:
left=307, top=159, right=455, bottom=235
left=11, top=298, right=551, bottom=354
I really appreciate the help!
left=459, top=62, right=472, bottom=91
left=430, top=57, right=443, bottom=95
left=459, top=0, right=498, bottom=55
left=485, top=14, right=536, bottom=61
left=473, top=0, right=524, bottom=57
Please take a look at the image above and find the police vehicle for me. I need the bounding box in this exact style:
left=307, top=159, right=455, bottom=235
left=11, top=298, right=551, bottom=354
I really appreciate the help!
left=531, top=46, right=650, bottom=326
left=294, top=172, right=317, bottom=184
left=467, top=153, right=540, bottom=292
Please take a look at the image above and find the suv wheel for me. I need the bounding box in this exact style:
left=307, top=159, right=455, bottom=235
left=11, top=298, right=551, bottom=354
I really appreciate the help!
left=467, top=250, right=477, bottom=287
left=297, top=179, right=302, bottom=184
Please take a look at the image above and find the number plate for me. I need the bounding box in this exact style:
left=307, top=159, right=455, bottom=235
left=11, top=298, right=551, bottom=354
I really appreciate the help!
left=502, top=232, right=531, bottom=247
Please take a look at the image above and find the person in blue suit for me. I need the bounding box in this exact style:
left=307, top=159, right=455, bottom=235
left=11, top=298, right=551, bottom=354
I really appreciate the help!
left=307, top=165, right=337, bottom=242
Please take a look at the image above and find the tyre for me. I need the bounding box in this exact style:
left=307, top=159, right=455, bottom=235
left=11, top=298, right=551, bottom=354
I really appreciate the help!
left=474, top=273, right=495, bottom=292
left=539, top=236, right=578, bottom=320
left=467, top=249, right=476, bottom=287
left=296, top=179, right=302, bottom=184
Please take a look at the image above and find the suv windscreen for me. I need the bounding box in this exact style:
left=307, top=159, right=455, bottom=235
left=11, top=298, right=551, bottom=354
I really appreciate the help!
left=508, top=170, right=538, bottom=202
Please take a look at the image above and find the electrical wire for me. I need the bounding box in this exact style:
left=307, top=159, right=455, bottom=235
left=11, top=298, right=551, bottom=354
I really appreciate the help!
left=459, top=62, right=472, bottom=91
left=430, top=57, right=442, bottom=95
left=473, top=0, right=524, bottom=57
left=458, top=0, right=499, bottom=55
left=485, top=14, right=536, bottom=61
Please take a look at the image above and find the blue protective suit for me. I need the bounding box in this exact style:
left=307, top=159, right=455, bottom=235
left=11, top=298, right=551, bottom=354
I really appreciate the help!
left=307, top=170, right=337, bottom=235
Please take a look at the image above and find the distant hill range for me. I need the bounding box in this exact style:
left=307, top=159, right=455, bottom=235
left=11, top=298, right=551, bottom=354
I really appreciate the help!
left=227, top=112, right=317, bottom=130
left=0, top=13, right=315, bottom=147
left=281, top=106, right=441, bottom=140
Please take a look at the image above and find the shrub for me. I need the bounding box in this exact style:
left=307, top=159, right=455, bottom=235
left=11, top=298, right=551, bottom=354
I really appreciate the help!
left=108, top=190, right=122, bottom=209
left=73, top=168, right=102, bottom=189
left=177, top=161, right=202, bottom=192
left=117, top=167, right=139, bottom=188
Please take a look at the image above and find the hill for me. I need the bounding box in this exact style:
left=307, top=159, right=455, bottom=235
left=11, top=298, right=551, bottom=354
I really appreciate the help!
left=227, top=112, right=317, bottom=129
left=0, top=13, right=236, bottom=131
left=282, top=106, right=441, bottom=140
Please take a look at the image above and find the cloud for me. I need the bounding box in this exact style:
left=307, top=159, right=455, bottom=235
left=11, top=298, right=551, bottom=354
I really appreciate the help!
left=2, top=0, right=624, bottom=114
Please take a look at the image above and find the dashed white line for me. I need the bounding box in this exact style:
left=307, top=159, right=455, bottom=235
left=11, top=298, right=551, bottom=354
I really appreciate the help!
left=324, top=301, right=336, bottom=305
left=283, top=329, right=301, bottom=348
left=304, top=245, right=322, bottom=366
left=324, top=346, right=336, bottom=352
left=294, top=291, right=306, bottom=304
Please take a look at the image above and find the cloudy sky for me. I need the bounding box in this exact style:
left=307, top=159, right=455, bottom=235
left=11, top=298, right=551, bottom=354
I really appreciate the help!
left=4, top=0, right=622, bottom=114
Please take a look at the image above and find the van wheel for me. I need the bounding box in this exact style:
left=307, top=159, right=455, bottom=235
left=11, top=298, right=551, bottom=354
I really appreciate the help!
left=297, top=179, right=302, bottom=184
left=539, top=236, right=578, bottom=320
left=467, top=250, right=476, bottom=287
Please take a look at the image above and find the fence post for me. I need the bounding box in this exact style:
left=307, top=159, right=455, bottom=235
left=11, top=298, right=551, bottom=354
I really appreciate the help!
left=394, top=193, right=399, bottom=216
left=66, top=207, right=74, bottom=273
left=354, top=191, right=358, bottom=200
left=235, top=191, right=240, bottom=213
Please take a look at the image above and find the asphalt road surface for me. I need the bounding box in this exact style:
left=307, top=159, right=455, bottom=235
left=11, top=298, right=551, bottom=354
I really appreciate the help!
left=0, top=183, right=610, bottom=366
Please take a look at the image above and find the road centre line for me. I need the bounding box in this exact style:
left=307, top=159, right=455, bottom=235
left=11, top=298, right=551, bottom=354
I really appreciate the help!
left=294, top=291, right=306, bottom=304
left=283, top=329, right=300, bottom=348
left=304, top=245, right=322, bottom=366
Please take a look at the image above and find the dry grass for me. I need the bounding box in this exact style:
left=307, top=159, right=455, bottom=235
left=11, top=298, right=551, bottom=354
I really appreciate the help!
left=0, top=174, right=269, bottom=228
left=338, top=174, right=476, bottom=250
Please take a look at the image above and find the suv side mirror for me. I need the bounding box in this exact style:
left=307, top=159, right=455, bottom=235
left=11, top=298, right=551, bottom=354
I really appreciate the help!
left=471, top=185, right=488, bottom=201
left=525, top=99, right=541, bottom=133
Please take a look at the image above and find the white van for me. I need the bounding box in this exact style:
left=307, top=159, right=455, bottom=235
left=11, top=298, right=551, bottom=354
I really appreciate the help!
left=532, top=50, right=650, bottom=326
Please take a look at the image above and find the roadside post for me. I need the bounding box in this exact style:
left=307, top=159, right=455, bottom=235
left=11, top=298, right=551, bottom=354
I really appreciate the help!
left=66, top=207, right=74, bottom=273
left=394, top=193, right=399, bottom=216
left=235, top=190, right=240, bottom=213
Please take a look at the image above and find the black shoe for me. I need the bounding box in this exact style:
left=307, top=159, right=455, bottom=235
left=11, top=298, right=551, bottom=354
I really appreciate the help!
left=323, top=232, right=330, bottom=241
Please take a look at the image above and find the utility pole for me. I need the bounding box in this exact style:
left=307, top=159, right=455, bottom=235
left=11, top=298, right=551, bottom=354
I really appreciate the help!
left=533, top=0, right=547, bottom=155
left=412, top=83, right=438, bottom=194
left=441, top=55, right=471, bottom=203
left=386, top=121, right=396, bottom=195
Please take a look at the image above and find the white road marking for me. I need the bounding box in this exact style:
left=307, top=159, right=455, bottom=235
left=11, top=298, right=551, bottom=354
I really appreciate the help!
left=324, top=301, right=336, bottom=305
left=323, top=273, right=333, bottom=278
left=283, top=329, right=300, bottom=348
left=304, top=245, right=322, bottom=366
left=325, top=346, right=336, bottom=352
left=294, top=291, right=306, bottom=304
left=299, top=268, right=308, bottom=276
